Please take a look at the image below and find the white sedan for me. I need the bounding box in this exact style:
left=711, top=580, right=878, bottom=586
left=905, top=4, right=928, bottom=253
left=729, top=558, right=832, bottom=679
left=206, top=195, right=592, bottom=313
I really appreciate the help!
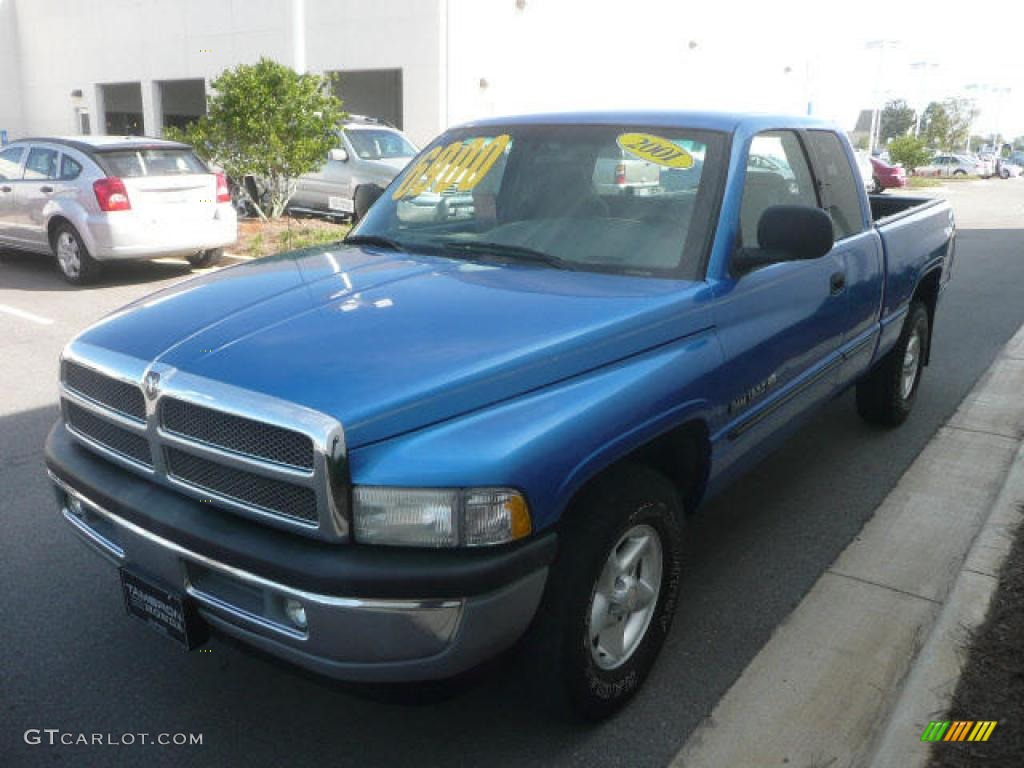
left=0, top=136, right=237, bottom=284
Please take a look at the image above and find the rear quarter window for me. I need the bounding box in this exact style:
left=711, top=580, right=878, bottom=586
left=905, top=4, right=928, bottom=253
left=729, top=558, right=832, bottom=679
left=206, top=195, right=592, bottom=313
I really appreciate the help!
left=806, top=131, right=866, bottom=240
left=100, top=149, right=207, bottom=177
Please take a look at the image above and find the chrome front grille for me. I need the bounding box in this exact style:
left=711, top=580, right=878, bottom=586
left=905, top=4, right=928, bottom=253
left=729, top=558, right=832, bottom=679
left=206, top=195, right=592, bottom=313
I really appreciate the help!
left=165, top=447, right=318, bottom=523
left=58, top=350, right=347, bottom=541
left=161, top=398, right=314, bottom=470
left=62, top=360, right=146, bottom=421
left=64, top=400, right=153, bottom=467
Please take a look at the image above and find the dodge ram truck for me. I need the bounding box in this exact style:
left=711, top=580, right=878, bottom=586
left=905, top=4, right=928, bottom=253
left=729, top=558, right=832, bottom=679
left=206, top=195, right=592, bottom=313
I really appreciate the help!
left=45, top=112, right=955, bottom=720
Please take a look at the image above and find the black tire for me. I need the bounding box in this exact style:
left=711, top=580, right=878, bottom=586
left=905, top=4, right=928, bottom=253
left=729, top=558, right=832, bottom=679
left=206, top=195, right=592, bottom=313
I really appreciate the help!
left=953, top=169, right=967, bottom=177
left=1000, top=168, right=1010, bottom=180
left=856, top=301, right=930, bottom=426
left=187, top=248, right=223, bottom=268
left=525, top=464, right=684, bottom=721
left=871, top=177, right=884, bottom=194
left=51, top=221, right=99, bottom=285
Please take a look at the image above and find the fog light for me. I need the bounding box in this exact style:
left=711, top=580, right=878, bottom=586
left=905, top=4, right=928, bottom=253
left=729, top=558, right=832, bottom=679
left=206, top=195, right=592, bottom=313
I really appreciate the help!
left=283, top=598, right=307, bottom=630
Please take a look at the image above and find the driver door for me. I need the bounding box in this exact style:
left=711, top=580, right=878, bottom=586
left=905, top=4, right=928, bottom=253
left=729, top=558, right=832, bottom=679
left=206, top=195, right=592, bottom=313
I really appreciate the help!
left=712, top=130, right=847, bottom=476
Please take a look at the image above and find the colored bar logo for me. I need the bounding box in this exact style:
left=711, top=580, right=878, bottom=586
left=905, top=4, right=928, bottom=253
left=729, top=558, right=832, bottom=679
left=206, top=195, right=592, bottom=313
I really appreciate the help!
left=921, top=721, right=997, bottom=742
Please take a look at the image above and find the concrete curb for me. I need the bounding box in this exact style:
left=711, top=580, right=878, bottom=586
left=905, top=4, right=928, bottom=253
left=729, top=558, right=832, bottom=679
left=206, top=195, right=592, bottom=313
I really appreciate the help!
left=672, top=323, right=1024, bottom=768
left=866, top=443, right=1024, bottom=766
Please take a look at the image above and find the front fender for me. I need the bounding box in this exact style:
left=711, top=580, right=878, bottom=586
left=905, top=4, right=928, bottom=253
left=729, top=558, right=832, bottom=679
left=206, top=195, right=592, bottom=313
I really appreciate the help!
left=348, top=329, right=722, bottom=531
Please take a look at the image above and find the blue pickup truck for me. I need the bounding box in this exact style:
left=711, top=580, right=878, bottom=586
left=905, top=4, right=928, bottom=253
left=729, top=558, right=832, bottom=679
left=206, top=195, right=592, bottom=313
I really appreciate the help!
left=46, top=112, right=955, bottom=720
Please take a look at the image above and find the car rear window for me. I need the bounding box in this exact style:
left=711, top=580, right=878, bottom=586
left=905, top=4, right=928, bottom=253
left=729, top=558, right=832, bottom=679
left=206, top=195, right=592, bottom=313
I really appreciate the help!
left=100, top=149, right=207, bottom=177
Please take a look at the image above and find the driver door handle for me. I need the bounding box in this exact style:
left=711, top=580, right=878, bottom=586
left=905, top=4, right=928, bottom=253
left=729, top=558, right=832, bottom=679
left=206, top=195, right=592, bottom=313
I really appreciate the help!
left=40, top=185, right=54, bottom=194
left=830, top=271, right=846, bottom=295
left=0, top=185, right=11, bottom=193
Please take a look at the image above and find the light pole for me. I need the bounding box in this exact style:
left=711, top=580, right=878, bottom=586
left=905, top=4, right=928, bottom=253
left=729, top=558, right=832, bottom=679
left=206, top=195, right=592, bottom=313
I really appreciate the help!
left=910, top=61, right=938, bottom=137
left=865, top=40, right=900, bottom=155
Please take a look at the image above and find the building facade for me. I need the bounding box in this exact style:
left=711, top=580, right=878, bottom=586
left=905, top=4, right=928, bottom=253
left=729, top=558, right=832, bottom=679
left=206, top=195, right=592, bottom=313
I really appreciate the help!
left=0, top=0, right=836, bottom=148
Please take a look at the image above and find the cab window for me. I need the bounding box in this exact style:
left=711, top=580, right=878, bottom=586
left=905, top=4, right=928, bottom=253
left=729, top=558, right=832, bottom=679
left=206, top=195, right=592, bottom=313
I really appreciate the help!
left=739, top=131, right=818, bottom=248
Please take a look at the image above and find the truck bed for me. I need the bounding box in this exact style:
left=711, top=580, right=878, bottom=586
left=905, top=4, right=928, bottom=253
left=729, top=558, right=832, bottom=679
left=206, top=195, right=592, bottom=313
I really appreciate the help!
left=871, top=193, right=955, bottom=320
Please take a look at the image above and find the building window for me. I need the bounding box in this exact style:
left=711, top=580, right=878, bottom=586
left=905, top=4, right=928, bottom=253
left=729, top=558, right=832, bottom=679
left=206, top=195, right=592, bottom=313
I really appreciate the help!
left=99, top=82, right=144, bottom=136
left=158, top=79, right=207, bottom=132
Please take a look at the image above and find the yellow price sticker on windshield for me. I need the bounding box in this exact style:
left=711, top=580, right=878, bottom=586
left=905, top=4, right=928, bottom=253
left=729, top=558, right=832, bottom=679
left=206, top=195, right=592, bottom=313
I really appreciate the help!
left=617, top=133, right=694, bottom=169
left=392, top=134, right=511, bottom=200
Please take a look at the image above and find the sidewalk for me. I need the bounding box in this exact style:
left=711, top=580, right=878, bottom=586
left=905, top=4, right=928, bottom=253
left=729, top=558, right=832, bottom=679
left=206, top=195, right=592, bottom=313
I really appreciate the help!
left=673, top=324, right=1024, bottom=768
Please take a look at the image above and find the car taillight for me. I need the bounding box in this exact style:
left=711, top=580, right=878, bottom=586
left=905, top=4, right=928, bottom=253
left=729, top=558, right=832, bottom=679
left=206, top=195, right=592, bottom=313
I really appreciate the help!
left=93, top=177, right=131, bottom=212
left=215, top=172, right=231, bottom=203
left=614, top=163, right=626, bottom=185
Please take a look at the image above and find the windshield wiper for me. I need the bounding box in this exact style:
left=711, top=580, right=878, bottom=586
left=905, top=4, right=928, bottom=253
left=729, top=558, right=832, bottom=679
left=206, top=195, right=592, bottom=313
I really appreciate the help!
left=431, top=240, right=574, bottom=270
left=343, top=234, right=406, bottom=251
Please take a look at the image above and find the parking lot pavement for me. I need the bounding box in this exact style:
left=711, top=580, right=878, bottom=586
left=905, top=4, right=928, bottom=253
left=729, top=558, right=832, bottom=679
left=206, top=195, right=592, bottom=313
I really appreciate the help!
left=3, top=181, right=1024, bottom=768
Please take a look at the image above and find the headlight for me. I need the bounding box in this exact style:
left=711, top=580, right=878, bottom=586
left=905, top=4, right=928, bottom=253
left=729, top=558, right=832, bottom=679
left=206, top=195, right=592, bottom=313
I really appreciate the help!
left=352, top=487, right=532, bottom=548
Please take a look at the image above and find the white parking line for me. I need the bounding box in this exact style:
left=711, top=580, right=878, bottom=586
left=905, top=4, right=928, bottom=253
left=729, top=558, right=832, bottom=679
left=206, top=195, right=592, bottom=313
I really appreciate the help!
left=0, top=304, right=55, bottom=325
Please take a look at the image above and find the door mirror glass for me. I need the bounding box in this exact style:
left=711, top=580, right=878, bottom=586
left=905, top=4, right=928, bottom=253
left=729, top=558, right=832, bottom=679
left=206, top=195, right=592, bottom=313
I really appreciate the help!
left=329, top=148, right=349, bottom=163
left=734, top=205, right=834, bottom=275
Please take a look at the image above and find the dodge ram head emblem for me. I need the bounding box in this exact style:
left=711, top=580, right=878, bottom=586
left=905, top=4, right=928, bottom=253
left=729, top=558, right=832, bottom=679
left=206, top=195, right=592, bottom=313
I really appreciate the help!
left=143, top=371, right=161, bottom=400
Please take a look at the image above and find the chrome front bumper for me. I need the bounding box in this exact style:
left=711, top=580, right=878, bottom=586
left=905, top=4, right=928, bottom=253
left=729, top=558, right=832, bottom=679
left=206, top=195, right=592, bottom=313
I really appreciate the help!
left=51, top=472, right=548, bottom=682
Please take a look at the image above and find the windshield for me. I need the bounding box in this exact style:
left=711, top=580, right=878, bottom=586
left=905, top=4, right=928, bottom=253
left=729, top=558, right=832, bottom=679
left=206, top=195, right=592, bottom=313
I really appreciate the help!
left=346, top=129, right=417, bottom=160
left=351, top=124, right=727, bottom=279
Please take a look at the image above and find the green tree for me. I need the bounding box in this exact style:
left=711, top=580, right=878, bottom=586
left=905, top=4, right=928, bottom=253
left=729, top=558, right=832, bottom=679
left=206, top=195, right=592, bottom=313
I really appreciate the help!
left=887, top=135, right=932, bottom=172
left=920, top=98, right=978, bottom=151
left=166, top=58, right=345, bottom=220
left=879, top=99, right=915, bottom=143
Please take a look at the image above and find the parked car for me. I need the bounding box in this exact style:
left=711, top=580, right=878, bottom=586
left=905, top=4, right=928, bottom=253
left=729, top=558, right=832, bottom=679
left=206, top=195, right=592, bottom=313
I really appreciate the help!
left=853, top=150, right=875, bottom=193
left=290, top=117, right=418, bottom=221
left=591, top=143, right=663, bottom=196
left=869, top=156, right=907, bottom=192
left=915, top=154, right=986, bottom=178
left=994, top=157, right=1022, bottom=179
left=47, top=112, right=955, bottom=720
left=975, top=153, right=997, bottom=178
left=0, top=136, right=237, bottom=283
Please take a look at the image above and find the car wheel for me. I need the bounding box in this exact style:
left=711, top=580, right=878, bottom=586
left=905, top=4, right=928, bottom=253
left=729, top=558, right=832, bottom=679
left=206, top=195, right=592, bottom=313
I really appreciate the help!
left=871, top=176, right=884, bottom=194
left=953, top=169, right=967, bottom=177
left=187, top=248, right=223, bottom=268
left=52, top=222, right=99, bottom=285
left=856, top=301, right=930, bottom=427
left=1000, top=168, right=1010, bottom=180
left=525, top=464, right=683, bottom=721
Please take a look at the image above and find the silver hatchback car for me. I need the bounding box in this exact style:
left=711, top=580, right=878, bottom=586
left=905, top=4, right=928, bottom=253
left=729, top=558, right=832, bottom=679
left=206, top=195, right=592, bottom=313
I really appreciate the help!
left=0, top=136, right=237, bottom=284
left=290, top=118, right=418, bottom=221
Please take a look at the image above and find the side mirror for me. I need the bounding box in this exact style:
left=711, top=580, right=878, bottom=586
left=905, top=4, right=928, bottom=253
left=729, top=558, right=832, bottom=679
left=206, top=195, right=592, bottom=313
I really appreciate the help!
left=734, top=205, right=834, bottom=275
left=329, top=148, right=349, bottom=163
left=354, top=184, right=385, bottom=220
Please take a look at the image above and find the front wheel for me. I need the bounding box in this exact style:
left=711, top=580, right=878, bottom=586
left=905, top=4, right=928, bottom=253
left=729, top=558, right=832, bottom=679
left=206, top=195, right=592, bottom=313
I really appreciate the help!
left=953, top=169, right=967, bottom=177
left=52, top=222, right=99, bottom=285
left=526, top=465, right=684, bottom=720
left=856, top=301, right=930, bottom=426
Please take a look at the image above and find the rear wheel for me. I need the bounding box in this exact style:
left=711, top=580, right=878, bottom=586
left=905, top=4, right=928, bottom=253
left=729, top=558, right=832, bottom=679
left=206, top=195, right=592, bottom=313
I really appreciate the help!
left=525, top=464, right=684, bottom=720
left=187, top=248, right=223, bottom=268
left=953, top=169, right=967, bottom=177
left=856, top=301, right=930, bottom=426
left=52, top=222, right=99, bottom=285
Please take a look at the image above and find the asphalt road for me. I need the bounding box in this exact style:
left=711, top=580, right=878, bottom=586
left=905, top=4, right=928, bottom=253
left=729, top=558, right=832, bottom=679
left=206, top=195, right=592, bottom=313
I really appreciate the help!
left=3, top=181, right=1024, bottom=767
